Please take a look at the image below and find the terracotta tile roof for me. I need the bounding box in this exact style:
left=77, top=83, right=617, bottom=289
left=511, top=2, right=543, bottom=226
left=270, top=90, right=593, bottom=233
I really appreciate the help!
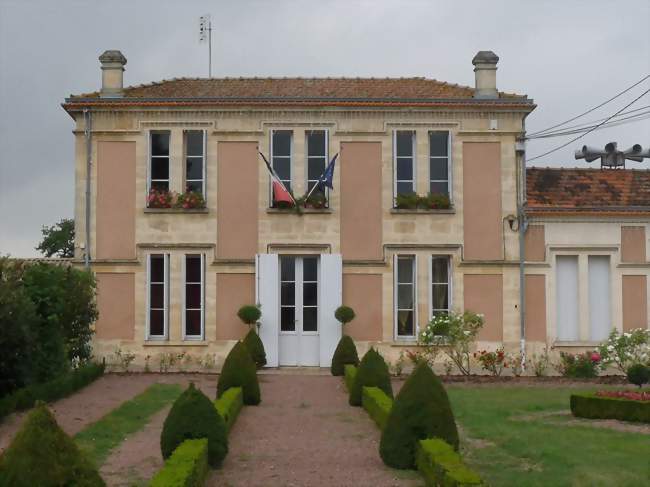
left=64, top=77, right=532, bottom=109
left=526, top=167, right=650, bottom=214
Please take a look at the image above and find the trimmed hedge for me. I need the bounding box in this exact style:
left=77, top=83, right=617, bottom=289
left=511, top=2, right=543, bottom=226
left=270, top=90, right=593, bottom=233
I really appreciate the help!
left=570, top=393, right=650, bottom=423
left=149, top=438, right=209, bottom=487
left=362, top=386, right=392, bottom=430
left=243, top=328, right=267, bottom=369
left=416, top=439, right=483, bottom=486
left=217, top=341, right=261, bottom=405
left=214, top=387, right=243, bottom=433
left=344, top=365, right=357, bottom=393
left=331, top=335, right=359, bottom=376
left=349, top=348, right=393, bottom=406
left=0, top=362, right=105, bottom=421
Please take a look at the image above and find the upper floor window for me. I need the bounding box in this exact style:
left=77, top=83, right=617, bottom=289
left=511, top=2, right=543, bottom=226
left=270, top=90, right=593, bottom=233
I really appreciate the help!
left=431, top=256, right=451, bottom=317
left=183, top=254, right=205, bottom=340
left=395, top=255, right=417, bottom=339
left=394, top=131, right=415, bottom=198
left=306, top=130, right=328, bottom=203
left=272, top=130, right=292, bottom=195
left=185, top=131, right=205, bottom=195
left=149, top=132, right=170, bottom=192
left=147, top=253, right=169, bottom=340
left=429, top=131, right=450, bottom=196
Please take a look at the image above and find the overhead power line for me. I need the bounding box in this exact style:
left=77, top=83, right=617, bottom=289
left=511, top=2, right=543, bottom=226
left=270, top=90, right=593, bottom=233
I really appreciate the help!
left=527, top=74, right=650, bottom=137
left=527, top=109, right=650, bottom=140
left=527, top=87, right=650, bottom=163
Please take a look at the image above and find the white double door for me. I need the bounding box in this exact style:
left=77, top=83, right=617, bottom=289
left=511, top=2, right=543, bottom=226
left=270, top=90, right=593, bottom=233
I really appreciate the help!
left=256, top=253, right=342, bottom=368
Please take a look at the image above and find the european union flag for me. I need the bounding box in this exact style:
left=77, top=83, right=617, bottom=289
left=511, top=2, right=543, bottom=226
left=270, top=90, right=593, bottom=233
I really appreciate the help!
left=319, top=153, right=338, bottom=190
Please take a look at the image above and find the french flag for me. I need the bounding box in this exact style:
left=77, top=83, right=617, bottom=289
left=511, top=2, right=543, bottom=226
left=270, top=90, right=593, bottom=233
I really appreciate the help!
left=259, top=151, right=295, bottom=205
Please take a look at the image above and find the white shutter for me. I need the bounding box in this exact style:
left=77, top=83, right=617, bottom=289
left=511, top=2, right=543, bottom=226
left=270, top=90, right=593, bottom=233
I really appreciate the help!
left=588, top=256, right=611, bottom=341
left=556, top=256, right=579, bottom=341
left=319, top=253, right=342, bottom=367
left=256, top=254, right=280, bottom=367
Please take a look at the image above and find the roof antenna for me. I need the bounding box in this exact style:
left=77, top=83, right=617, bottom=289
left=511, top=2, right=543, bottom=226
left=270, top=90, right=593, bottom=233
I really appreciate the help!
left=199, top=14, right=212, bottom=77
left=574, top=142, right=650, bottom=169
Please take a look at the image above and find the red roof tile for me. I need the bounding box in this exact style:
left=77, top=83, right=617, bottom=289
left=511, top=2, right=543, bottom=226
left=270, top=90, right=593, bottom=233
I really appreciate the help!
left=526, top=167, right=650, bottom=214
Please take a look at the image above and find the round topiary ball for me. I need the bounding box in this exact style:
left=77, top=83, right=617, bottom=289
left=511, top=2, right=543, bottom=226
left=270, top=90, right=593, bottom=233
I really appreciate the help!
left=335, top=305, right=356, bottom=325
left=349, top=348, right=393, bottom=406
left=627, top=363, right=650, bottom=388
left=330, top=335, right=359, bottom=376
left=243, top=328, right=267, bottom=369
left=237, top=305, right=261, bottom=326
left=217, top=341, right=261, bottom=405
left=0, top=402, right=105, bottom=486
left=380, top=362, right=459, bottom=469
left=160, top=383, right=228, bottom=468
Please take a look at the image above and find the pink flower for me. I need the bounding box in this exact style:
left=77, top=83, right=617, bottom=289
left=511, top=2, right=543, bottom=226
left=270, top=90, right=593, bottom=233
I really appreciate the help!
left=591, top=352, right=601, bottom=363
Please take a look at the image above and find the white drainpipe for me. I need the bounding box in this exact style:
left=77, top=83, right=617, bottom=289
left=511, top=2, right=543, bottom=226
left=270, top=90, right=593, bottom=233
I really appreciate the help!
left=83, top=108, right=92, bottom=268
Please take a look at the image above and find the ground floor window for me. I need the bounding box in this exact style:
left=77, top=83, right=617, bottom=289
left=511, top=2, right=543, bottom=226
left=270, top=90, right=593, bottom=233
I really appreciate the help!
left=183, top=254, right=205, bottom=339
left=395, top=255, right=416, bottom=339
left=147, top=253, right=169, bottom=339
left=431, top=255, right=451, bottom=317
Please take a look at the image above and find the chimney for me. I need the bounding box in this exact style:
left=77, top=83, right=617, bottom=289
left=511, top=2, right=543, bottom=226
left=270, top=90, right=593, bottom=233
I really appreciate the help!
left=472, top=51, right=499, bottom=99
left=98, top=50, right=127, bottom=98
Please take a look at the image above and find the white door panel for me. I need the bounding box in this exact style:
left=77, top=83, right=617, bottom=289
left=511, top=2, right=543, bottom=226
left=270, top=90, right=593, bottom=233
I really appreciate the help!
left=256, top=254, right=280, bottom=367
left=319, top=253, right=342, bottom=367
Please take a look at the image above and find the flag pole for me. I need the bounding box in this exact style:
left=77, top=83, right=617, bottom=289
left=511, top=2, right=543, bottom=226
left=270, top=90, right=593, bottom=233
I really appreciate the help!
left=304, top=153, right=338, bottom=201
left=259, top=151, right=296, bottom=205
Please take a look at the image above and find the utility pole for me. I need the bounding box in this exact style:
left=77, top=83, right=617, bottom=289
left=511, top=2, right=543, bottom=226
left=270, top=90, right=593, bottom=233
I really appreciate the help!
left=199, top=14, right=212, bottom=77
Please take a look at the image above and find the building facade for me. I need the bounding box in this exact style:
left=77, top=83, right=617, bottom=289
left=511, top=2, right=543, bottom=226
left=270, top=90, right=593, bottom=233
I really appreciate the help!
left=62, top=50, right=649, bottom=369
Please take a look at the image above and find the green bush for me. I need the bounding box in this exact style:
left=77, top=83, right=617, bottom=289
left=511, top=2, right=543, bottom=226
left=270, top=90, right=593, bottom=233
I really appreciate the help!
left=334, top=305, right=355, bottom=325
left=243, top=328, right=267, bottom=369
left=217, top=341, right=261, bottom=405
left=237, top=305, right=261, bottom=326
left=160, top=384, right=228, bottom=468
left=362, top=386, right=393, bottom=430
left=0, top=362, right=104, bottom=421
left=214, top=387, right=243, bottom=433
left=330, top=335, right=359, bottom=376
left=344, top=365, right=357, bottom=393
left=380, top=362, right=459, bottom=469
left=556, top=351, right=600, bottom=378
left=349, top=348, right=393, bottom=406
left=570, top=393, right=650, bottom=423
left=394, top=192, right=420, bottom=209
left=627, top=364, right=650, bottom=388
left=416, top=438, right=483, bottom=486
left=150, top=438, right=209, bottom=487
left=0, top=402, right=104, bottom=487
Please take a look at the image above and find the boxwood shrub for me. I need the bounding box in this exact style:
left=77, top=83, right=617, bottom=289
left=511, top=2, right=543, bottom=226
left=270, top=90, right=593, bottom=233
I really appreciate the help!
left=570, top=393, right=650, bottom=423
left=217, top=341, right=260, bottom=405
left=214, top=387, right=243, bottom=433
left=149, top=438, right=209, bottom=487
left=243, top=328, right=267, bottom=369
left=331, top=335, right=359, bottom=376
left=344, top=365, right=357, bottom=393
left=416, top=438, right=483, bottom=486
left=349, top=348, right=392, bottom=406
left=362, top=386, right=393, bottom=430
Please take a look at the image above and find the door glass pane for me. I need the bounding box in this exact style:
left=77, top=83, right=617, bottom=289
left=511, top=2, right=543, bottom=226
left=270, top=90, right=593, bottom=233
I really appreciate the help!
left=281, top=307, right=295, bottom=331
left=149, top=310, right=164, bottom=336
left=280, top=257, right=295, bottom=281
left=281, top=282, right=295, bottom=305
left=303, top=258, right=317, bottom=281
left=397, top=310, right=414, bottom=336
left=303, top=283, right=317, bottom=306
left=185, top=310, right=201, bottom=336
left=303, top=307, right=318, bottom=332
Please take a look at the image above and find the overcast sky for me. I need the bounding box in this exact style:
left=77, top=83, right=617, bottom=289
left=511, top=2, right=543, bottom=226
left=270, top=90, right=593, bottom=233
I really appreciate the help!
left=1, top=0, right=649, bottom=257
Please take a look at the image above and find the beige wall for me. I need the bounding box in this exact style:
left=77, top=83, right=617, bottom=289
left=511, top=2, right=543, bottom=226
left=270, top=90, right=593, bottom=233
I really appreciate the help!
left=525, top=225, right=546, bottom=262
left=525, top=274, right=546, bottom=342
left=464, top=274, right=503, bottom=341
left=343, top=274, right=383, bottom=341
left=96, top=141, right=136, bottom=259
left=215, top=273, right=255, bottom=340
left=462, top=142, right=502, bottom=261
left=621, top=226, right=646, bottom=263
left=95, top=273, right=135, bottom=340
left=622, top=275, right=648, bottom=331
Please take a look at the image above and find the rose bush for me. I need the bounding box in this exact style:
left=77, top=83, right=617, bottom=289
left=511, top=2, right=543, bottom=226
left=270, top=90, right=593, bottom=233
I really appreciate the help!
left=597, top=329, right=650, bottom=374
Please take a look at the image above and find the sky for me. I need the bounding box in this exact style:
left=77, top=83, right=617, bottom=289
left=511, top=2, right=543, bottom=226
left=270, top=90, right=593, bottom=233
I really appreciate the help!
left=0, top=0, right=649, bottom=257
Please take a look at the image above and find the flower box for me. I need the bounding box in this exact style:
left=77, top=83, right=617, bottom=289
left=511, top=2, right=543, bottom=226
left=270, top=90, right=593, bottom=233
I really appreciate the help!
left=146, top=190, right=206, bottom=210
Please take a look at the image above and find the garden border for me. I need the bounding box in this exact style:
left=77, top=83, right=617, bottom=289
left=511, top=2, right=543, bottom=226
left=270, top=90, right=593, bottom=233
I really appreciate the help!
left=570, top=393, right=650, bottom=423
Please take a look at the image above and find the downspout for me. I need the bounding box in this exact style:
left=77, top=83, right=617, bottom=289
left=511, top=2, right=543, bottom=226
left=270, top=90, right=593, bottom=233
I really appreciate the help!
left=516, top=120, right=528, bottom=368
left=83, top=108, right=92, bottom=269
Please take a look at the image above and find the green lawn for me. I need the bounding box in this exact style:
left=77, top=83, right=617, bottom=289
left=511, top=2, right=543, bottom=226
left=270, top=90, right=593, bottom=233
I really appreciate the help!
left=74, top=383, right=183, bottom=466
left=447, top=386, right=650, bottom=487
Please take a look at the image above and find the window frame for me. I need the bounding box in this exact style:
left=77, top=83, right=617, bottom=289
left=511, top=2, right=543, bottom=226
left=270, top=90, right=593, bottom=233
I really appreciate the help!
left=393, top=254, right=418, bottom=340
left=393, top=130, right=416, bottom=204
left=428, top=131, right=452, bottom=199
left=429, top=255, right=452, bottom=319
left=148, top=131, right=171, bottom=194
left=270, top=129, right=293, bottom=207
left=182, top=253, right=205, bottom=341
left=305, top=129, right=330, bottom=206
left=184, top=130, right=207, bottom=197
left=146, top=253, right=169, bottom=341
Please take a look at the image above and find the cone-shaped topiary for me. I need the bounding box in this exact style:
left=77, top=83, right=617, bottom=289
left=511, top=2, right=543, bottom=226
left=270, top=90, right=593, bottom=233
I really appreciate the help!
left=349, top=348, right=393, bottom=406
left=160, top=383, right=228, bottom=468
left=217, top=341, right=261, bottom=405
left=0, top=402, right=105, bottom=487
left=379, top=362, right=459, bottom=469
left=331, top=335, right=359, bottom=376
left=243, top=328, right=267, bottom=369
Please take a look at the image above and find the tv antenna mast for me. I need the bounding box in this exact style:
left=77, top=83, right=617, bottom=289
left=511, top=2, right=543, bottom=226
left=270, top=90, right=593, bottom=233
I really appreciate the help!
left=199, top=14, right=212, bottom=77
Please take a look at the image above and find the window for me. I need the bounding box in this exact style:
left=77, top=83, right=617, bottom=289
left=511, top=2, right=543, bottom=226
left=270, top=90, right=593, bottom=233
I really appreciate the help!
left=588, top=256, right=611, bottom=341
left=431, top=256, right=451, bottom=317
left=149, top=132, right=170, bottom=192
left=185, top=131, right=205, bottom=195
left=272, top=130, right=292, bottom=199
left=306, top=130, right=328, bottom=203
left=395, top=255, right=416, bottom=339
left=429, top=131, right=450, bottom=196
left=183, top=254, right=204, bottom=340
left=556, top=256, right=579, bottom=341
left=147, top=254, right=169, bottom=339
left=394, top=131, right=415, bottom=199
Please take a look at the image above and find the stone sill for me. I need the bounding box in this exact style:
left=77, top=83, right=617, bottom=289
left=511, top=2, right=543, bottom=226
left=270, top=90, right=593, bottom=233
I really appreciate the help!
left=266, top=208, right=333, bottom=214
left=143, top=341, right=208, bottom=347
left=552, top=340, right=601, bottom=348
left=144, top=208, right=209, bottom=214
left=390, top=208, right=455, bottom=214
left=388, top=340, right=419, bottom=347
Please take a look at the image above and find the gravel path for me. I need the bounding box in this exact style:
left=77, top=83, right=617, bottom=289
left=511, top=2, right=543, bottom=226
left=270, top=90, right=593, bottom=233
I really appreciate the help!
left=209, top=374, right=422, bottom=487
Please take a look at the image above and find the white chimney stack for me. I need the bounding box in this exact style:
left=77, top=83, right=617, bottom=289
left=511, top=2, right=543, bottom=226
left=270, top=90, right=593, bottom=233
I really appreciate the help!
left=472, top=51, right=499, bottom=99
left=99, top=50, right=127, bottom=98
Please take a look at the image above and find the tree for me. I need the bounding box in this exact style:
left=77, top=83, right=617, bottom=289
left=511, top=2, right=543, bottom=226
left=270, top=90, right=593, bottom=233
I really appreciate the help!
left=36, top=218, right=74, bottom=258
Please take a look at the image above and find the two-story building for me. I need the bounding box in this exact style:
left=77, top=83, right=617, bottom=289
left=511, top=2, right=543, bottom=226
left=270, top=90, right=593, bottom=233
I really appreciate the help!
left=62, top=50, right=649, bottom=369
